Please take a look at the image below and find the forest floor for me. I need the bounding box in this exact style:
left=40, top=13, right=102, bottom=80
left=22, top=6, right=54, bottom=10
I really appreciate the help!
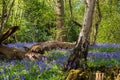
left=0, top=43, right=120, bottom=80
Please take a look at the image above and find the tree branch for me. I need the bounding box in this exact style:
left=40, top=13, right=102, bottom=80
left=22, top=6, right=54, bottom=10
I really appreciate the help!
left=72, top=19, right=82, bottom=27
left=0, top=26, right=19, bottom=44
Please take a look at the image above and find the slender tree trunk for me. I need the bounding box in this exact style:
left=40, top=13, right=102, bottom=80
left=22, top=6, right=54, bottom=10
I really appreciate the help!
left=92, top=0, right=102, bottom=45
left=0, top=0, right=7, bottom=33
left=69, top=0, right=73, bottom=19
left=69, top=0, right=82, bottom=27
left=55, top=0, right=66, bottom=41
left=64, top=0, right=96, bottom=71
left=0, top=0, right=15, bottom=33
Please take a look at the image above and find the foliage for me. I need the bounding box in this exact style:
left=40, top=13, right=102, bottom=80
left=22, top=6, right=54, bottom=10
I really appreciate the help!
left=64, top=0, right=85, bottom=42
left=96, top=0, right=120, bottom=43
left=0, top=0, right=119, bottom=43
left=15, top=0, right=56, bottom=42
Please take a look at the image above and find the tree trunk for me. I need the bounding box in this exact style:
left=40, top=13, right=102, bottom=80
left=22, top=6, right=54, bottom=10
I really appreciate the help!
left=69, top=0, right=73, bottom=19
left=92, top=0, right=102, bottom=45
left=69, top=0, right=82, bottom=27
left=55, top=0, right=66, bottom=41
left=63, top=0, right=96, bottom=71
left=0, top=0, right=7, bottom=33
left=0, top=0, right=15, bottom=33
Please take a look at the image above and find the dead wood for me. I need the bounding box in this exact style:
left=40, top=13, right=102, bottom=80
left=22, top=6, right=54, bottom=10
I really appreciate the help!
left=25, top=41, right=75, bottom=54
left=0, top=26, right=25, bottom=60
left=0, top=26, right=76, bottom=60
left=0, top=45, right=25, bottom=59
left=0, top=26, right=19, bottom=44
left=0, top=41, right=75, bottom=60
left=0, top=44, right=45, bottom=60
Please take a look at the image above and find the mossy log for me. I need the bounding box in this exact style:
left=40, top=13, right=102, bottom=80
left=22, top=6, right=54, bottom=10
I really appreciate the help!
left=64, top=69, right=89, bottom=80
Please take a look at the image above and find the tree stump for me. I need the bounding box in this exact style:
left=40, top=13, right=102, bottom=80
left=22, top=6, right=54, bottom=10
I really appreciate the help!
left=95, top=72, right=104, bottom=80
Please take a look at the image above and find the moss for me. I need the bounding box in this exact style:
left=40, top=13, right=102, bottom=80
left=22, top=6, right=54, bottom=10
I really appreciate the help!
left=63, top=66, right=120, bottom=80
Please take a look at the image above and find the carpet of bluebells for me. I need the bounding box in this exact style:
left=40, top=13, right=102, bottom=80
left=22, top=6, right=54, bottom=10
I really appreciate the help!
left=0, top=43, right=120, bottom=80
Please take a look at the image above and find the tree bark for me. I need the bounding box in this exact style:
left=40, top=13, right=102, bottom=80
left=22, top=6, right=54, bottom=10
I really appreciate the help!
left=0, top=26, right=19, bottom=44
left=0, top=45, right=25, bottom=59
left=55, top=0, right=66, bottom=41
left=25, top=41, right=75, bottom=54
left=63, top=0, right=96, bottom=71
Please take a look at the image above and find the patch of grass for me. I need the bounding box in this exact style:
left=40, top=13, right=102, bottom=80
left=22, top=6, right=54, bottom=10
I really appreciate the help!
left=89, top=47, right=120, bottom=53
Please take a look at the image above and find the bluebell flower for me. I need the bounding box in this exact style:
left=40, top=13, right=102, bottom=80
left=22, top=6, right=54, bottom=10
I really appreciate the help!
left=2, top=77, right=6, bottom=80
left=38, top=60, right=43, bottom=65
left=11, top=75, right=15, bottom=80
left=46, top=67, right=50, bottom=71
left=24, top=62, right=30, bottom=73
left=103, top=53, right=110, bottom=59
left=39, top=66, right=44, bottom=73
left=52, top=60, right=57, bottom=64
left=0, top=72, right=2, bottom=75
left=20, top=75, right=25, bottom=80
left=41, top=57, right=48, bottom=61
left=11, top=60, right=16, bottom=65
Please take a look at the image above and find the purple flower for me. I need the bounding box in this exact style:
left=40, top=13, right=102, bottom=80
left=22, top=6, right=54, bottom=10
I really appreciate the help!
left=11, top=60, right=16, bottom=65
left=20, top=75, right=25, bottom=80
left=0, top=72, right=2, bottom=75
left=2, top=77, right=6, bottom=80
left=11, top=75, right=15, bottom=80
left=46, top=67, right=50, bottom=70
left=41, top=57, right=48, bottom=61
left=52, top=60, right=57, bottom=64
left=24, top=62, right=30, bottom=73
left=39, top=66, right=44, bottom=73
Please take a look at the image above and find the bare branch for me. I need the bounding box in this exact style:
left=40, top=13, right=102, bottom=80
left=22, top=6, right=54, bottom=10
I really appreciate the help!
left=72, top=19, right=82, bottom=27
left=0, top=26, right=19, bottom=44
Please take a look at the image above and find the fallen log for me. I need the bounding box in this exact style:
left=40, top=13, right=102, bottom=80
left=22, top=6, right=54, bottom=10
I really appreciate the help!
left=0, top=26, right=24, bottom=59
left=0, top=44, right=45, bottom=60
left=25, top=41, right=76, bottom=54
left=0, top=26, right=75, bottom=60
left=0, top=45, right=25, bottom=59
left=0, top=41, right=75, bottom=60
